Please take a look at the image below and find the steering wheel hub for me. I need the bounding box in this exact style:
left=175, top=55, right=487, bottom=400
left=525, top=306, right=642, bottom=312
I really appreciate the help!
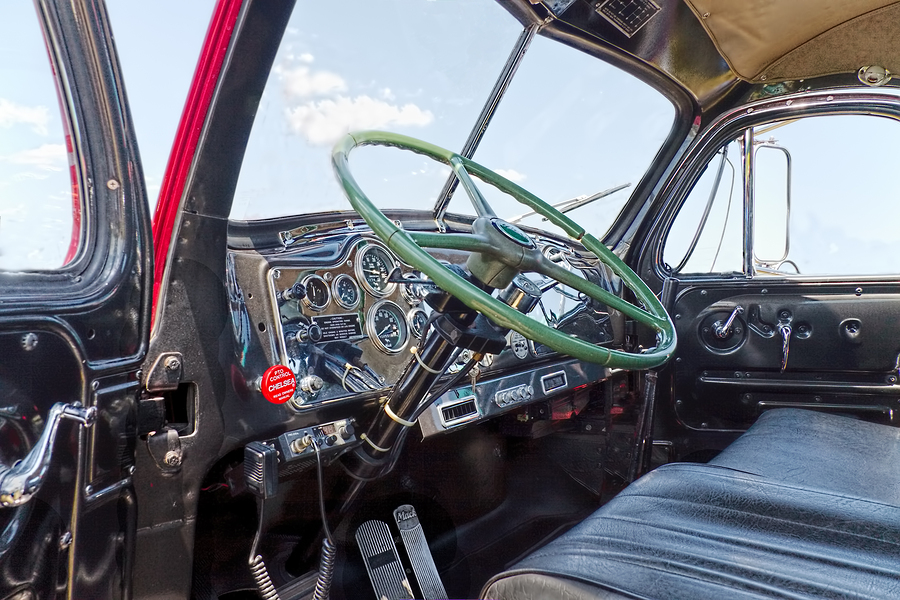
left=490, top=219, right=535, bottom=249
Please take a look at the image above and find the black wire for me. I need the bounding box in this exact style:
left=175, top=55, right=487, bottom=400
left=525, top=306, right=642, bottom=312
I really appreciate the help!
left=311, top=438, right=335, bottom=544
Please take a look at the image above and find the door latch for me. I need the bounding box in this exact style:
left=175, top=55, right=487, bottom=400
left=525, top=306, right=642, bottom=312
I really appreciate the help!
left=779, top=323, right=792, bottom=372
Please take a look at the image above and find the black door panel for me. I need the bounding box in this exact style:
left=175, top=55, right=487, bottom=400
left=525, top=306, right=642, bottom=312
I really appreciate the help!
left=671, top=284, right=900, bottom=431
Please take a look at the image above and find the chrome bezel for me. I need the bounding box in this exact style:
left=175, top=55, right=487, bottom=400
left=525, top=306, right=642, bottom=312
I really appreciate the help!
left=331, top=273, right=361, bottom=310
left=354, top=242, right=398, bottom=297
left=401, top=272, right=423, bottom=304
left=301, top=274, right=330, bottom=312
left=366, top=300, right=409, bottom=355
left=407, top=307, right=428, bottom=338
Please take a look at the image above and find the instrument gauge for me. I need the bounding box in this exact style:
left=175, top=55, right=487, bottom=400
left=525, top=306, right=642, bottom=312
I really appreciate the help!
left=332, top=274, right=360, bottom=310
left=366, top=300, right=409, bottom=354
left=407, top=307, right=428, bottom=338
left=355, top=243, right=397, bottom=297
left=509, top=331, right=530, bottom=359
left=301, top=275, right=330, bottom=312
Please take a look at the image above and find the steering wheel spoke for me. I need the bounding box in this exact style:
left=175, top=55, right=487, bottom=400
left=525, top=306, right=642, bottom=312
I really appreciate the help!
left=449, top=156, right=496, bottom=218
left=407, top=231, right=494, bottom=254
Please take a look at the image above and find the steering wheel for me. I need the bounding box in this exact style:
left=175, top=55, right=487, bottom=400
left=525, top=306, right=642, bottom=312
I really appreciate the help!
left=332, top=131, right=676, bottom=369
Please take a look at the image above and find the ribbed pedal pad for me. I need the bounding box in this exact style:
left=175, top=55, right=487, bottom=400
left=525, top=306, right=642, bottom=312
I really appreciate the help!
left=355, top=519, right=414, bottom=600
left=394, top=505, right=447, bottom=600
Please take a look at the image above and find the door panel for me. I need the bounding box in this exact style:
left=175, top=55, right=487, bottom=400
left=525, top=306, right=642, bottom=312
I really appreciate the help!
left=670, top=282, right=900, bottom=431
left=0, top=0, right=151, bottom=598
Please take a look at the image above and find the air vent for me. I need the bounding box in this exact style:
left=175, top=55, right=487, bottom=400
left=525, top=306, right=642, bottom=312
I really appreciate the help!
left=439, top=397, right=479, bottom=427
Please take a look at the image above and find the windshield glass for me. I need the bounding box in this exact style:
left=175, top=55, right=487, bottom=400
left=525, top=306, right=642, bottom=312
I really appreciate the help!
left=231, top=1, right=675, bottom=241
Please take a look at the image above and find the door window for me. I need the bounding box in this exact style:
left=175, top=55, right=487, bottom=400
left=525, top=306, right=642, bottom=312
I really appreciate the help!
left=664, top=113, right=900, bottom=276
left=0, top=4, right=78, bottom=270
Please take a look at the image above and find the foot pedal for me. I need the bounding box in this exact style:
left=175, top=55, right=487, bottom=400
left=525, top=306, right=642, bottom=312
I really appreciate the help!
left=394, top=505, right=447, bottom=600
left=355, top=520, right=414, bottom=600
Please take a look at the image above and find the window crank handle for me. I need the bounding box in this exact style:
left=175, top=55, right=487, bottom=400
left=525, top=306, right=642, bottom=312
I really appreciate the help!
left=715, top=305, right=744, bottom=339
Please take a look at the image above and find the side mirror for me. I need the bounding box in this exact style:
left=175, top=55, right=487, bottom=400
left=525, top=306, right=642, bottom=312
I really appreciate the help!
left=752, top=143, right=794, bottom=271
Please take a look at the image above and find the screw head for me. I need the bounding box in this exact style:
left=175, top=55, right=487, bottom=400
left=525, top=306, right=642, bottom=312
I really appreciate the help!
left=106, top=179, right=120, bottom=190
left=59, top=531, right=73, bottom=550
left=164, top=451, right=182, bottom=467
left=164, top=356, right=181, bottom=371
left=20, top=333, right=38, bottom=351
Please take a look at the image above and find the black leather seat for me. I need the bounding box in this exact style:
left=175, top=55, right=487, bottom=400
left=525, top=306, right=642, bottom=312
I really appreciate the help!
left=482, top=409, right=900, bottom=599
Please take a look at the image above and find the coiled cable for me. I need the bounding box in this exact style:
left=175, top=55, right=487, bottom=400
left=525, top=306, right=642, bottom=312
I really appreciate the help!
left=249, top=554, right=280, bottom=600
left=311, top=438, right=336, bottom=600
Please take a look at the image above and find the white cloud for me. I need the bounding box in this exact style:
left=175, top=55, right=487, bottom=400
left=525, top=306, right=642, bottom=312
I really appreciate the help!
left=381, top=88, right=395, bottom=101
left=2, top=144, right=67, bottom=170
left=494, top=168, right=526, bottom=182
left=298, top=53, right=314, bottom=64
left=0, top=99, right=50, bottom=135
left=279, top=65, right=346, bottom=99
left=285, top=96, right=433, bottom=146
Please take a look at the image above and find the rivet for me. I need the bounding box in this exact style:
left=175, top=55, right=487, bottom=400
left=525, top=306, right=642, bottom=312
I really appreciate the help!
left=85, top=485, right=94, bottom=496
left=760, top=74, right=767, bottom=81
left=91, top=380, right=100, bottom=391
left=106, top=179, right=120, bottom=190
left=826, top=95, right=834, bottom=102
left=747, top=107, right=754, bottom=113
left=761, top=289, right=768, bottom=294
left=59, top=532, right=73, bottom=550
left=855, top=287, right=863, bottom=296
left=702, top=11, right=710, bottom=18
left=700, top=289, right=708, bottom=296
left=785, top=99, right=793, bottom=106
left=675, top=314, right=681, bottom=320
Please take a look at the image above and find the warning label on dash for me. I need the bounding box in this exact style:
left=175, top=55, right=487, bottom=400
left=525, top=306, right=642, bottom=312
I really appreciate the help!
left=312, top=314, right=363, bottom=342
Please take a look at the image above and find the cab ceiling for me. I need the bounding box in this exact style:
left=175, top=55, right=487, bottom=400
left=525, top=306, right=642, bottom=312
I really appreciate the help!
left=683, top=0, right=900, bottom=83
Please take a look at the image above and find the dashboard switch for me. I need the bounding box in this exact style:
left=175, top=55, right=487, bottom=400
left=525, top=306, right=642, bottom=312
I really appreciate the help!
left=494, top=384, right=534, bottom=408
left=299, top=375, right=324, bottom=394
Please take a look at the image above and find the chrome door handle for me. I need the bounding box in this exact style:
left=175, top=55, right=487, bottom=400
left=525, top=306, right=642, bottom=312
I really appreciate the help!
left=0, top=403, right=96, bottom=507
left=779, top=324, right=792, bottom=372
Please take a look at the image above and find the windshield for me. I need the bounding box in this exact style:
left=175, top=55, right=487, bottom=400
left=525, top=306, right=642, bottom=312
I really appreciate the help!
left=231, top=1, right=674, bottom=241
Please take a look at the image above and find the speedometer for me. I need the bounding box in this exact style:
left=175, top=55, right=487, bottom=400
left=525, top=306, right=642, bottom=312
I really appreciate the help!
left=366, top=300, right=408, bottom=354
left=355, top=243, right=397, bottom=297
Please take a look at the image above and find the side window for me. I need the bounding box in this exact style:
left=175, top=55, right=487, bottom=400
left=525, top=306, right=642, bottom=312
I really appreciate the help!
left=664, top=113, right=900, bottom=276
left=0, top=5, right=77, bottom=271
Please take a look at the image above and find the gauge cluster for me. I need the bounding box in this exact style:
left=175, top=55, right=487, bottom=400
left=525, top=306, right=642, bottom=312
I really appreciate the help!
left=254, top=233, right=617, bottom=414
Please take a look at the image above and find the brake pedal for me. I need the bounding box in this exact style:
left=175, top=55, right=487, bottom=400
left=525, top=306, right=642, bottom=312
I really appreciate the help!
left=355, top=519, right=414, bottom=600
left=394, top=505, right=447, bottom=600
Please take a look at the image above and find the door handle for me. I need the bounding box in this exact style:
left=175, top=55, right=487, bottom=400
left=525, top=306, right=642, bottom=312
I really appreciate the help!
left=0, top=403, right=97, bottom=507
left=779, top=323, right=792, bottom=372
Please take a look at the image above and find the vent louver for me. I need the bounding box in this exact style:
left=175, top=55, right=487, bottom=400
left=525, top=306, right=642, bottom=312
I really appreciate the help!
left=440, top=398, right=478, bottom=427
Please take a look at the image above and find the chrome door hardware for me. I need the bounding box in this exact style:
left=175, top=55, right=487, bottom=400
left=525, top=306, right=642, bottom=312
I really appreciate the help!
left=0, top=403, right=97, bottom=507
left=715, top=306, right=744, bottom=339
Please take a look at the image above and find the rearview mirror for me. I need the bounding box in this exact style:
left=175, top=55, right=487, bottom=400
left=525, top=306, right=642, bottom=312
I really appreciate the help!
left=752, top=143, right=792, bottom=269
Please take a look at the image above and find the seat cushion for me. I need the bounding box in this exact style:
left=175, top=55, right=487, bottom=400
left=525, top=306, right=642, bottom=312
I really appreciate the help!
left=482, top=409, right=900, bottom=600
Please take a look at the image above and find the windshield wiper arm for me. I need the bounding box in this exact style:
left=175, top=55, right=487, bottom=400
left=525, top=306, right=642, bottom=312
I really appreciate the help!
left=508, top=183, right=630, bottom=224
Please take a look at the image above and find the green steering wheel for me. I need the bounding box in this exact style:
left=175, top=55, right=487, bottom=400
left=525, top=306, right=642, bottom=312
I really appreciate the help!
left=332, top=131, right=676, bottom=369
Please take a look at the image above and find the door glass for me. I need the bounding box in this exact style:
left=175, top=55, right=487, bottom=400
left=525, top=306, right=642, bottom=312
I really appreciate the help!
left=665, top=112, right=900, bottom=276
left=0, top=5, right=77, bottom=271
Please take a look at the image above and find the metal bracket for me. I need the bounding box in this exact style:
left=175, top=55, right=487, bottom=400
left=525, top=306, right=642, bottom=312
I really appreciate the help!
left=145, top=352, right=184, bottom=392
left=147, top=429, right=183, bottom=473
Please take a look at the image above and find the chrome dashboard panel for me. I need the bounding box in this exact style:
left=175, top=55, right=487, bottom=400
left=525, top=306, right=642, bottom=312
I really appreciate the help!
left=418, top=359, right=610, bottom=437
left=226, top=228, right=617, bottom=421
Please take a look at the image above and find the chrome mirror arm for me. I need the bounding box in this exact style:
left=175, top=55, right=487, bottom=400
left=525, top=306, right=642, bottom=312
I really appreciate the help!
left=0, top=403, right=97, bottom=507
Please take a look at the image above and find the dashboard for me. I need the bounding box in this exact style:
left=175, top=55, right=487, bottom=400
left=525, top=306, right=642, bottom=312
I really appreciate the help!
left=226, top=222, right=619, bottom=438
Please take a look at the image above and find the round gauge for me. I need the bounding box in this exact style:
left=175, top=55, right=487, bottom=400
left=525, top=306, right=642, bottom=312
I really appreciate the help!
left=355, top=243, right=397, bottom=297
left=301, top=275, right=330, bottom=312
left=401, top=272, right=424, bottom=304
left=331, top=274, right=360, bottom=310
left=509, top=331, right=530, bottom=359
left=407, top=307, right=428, bottom=338
left=367, top=300, right=409, bottom=354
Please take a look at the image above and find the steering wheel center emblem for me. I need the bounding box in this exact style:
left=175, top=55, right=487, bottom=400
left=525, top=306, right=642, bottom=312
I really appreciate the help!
left=491, top=219, right=535, bottom=249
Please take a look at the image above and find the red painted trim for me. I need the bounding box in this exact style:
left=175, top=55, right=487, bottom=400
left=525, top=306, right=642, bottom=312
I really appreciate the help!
left=151, top=0, right=244, bottom=323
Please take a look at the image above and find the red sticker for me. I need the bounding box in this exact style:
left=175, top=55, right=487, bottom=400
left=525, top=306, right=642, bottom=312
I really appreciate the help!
left=260, top=365, right=296, bottom=404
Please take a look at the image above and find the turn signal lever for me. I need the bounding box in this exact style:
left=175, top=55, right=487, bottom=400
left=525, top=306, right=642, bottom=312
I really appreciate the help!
left=0, top=402, right=97, bottom=507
